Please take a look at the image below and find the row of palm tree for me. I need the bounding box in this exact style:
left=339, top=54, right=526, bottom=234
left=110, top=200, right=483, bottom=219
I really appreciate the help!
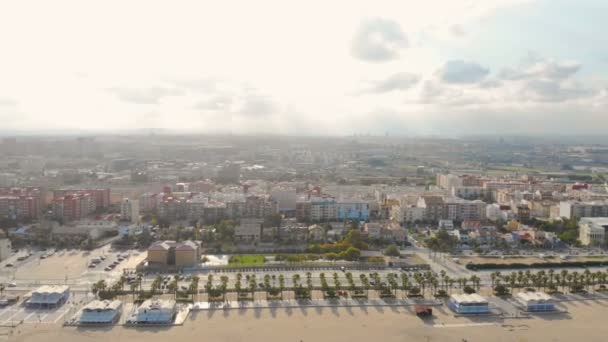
left=491, top=269, right=608, bottom=294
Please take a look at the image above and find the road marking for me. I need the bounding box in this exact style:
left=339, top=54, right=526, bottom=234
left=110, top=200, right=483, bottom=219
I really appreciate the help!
left=433, top=323, right=498, bottom=328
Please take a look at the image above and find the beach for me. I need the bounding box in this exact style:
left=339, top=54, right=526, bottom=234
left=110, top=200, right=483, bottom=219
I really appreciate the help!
left=5, top=299, right=608, bottom=342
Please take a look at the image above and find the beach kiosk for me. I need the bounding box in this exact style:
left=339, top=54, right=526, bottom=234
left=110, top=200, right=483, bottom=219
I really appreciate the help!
left=515, top=292, right=555, bottom=312
left=79, top=300, right=123, bottom=325
left=26, top=285, right=70, bottom=308
left=127, top=299, right=176, bottom=325
left=448, top=294, right=490, bottom=314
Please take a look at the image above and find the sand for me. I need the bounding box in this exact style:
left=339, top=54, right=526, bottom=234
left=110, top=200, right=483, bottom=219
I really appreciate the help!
left=5, top=300, right=608, bottom=342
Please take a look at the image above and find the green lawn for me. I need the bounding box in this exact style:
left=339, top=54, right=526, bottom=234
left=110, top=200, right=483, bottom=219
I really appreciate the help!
left=229, top=254, right=266, bottom=265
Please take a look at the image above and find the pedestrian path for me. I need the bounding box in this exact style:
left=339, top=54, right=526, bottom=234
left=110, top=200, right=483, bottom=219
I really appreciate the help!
left=191, top=298, right=443, bottom=311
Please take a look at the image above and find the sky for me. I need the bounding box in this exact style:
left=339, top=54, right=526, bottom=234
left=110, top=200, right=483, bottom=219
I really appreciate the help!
left=0, top=0, right=607, bottom=136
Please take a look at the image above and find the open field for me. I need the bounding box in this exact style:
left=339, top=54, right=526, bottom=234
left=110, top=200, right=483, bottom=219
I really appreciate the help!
left=228, top=255, right=266, bottom=266
left=5, top=299, right=608, bottom=342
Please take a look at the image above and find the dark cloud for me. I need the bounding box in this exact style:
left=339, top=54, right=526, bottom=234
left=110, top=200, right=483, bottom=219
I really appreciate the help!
left=366, top=72, right=420, bottom=93
left=351, top=18, right=408, bottom=63
left=109, top=86, right=184, bottom=104
left=438, top=60, right=489, bottom=84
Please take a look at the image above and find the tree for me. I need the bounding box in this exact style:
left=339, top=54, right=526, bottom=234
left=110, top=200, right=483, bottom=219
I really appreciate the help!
left=383, top=245, right=400, bottom=257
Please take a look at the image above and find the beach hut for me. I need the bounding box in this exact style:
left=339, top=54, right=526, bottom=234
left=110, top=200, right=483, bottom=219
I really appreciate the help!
left=515, top=292, right=555, bottom=312
left=127, top=299, right=176, bottom=325
left=79, top=300, right=123, bottom=325
left=448, top=294, right=490, bottom=314
left=26, top=285, right=70, bottom=308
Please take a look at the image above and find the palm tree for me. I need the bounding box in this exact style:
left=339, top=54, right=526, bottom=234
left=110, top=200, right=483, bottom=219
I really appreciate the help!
left=130, top=282, right=137, bottom=299
left=249, top=275, right=257, bottom=297
left=190, top=276, right=200, bottom=301
left=306, top=272, right=313, bottom=293
left=400, top=273, right=410, bottom=293
left=278, top=274, right=285, bottom=299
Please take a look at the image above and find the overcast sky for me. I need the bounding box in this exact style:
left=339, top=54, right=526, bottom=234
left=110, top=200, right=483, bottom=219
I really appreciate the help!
left=0, top=0, right=607, bottom=136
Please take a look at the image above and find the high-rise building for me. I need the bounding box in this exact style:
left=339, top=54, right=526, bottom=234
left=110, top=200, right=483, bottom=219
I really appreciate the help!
left=121, top=198, right=140, bottom=223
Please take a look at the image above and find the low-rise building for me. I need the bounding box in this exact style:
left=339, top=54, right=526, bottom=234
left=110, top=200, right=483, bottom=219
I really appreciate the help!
left=515, top=292, right=555, bottom=312
left=127, top=299, right=176, bottom=325
left=79, top=300, right=123, bottom=324
left=448, top=294, right=489, bottom=314
left=147, top=240, right=200, bottom=267
left=235, top=218, right=263, bottom=242
left=27, top=285, right=70, bottom=308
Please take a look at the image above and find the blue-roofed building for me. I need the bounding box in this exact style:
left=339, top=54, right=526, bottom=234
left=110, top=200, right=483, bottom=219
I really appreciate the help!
left=337, top=200, right=370, bottom=221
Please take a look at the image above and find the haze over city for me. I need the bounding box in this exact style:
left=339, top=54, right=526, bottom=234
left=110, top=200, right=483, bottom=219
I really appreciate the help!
left=2, top=1, right=608, bottom=342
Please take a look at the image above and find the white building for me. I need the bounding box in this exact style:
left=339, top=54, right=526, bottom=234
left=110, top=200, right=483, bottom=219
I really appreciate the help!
left=579, top=217, right=608, bottom=246
left=79, top=300, right=123, bottom=324
left=127, top=299, right=176, bottom=325
left=27, top=285, right=70, bottom=308
left=515, top=292, right=555, bottom=312
left=235, top=218, right=263, bottom=242
left=121, top=198, right=140, bottom=223
left=448, top=294, right=489, bottom=314
left=559, top=201, right=608, bottom=219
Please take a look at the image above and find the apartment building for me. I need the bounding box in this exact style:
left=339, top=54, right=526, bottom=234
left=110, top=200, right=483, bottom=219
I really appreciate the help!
left=559, top=201, right=608, bottom=219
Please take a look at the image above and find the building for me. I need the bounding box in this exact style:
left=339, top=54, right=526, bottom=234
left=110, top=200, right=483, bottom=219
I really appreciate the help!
left=337, top=200, right=370, bottom=221
left=452, top=186, right=483, bottom=200
left=559, top=201, right=608, bottom=219
left=51, top=193, right=96, bottom=221
left=579, top=217, right=608, bottom=246
left=78, top=300, right=123, bottom=325
left=418, top=196, right=444, bottom=221
left=0, top=187, right=44, bottom=220
left=270, top=186, right=297, bottom=213
left=235, top=218, right=263, bottom=242
left=127, top=299, right=176, bottom=325
left=147, top=240, right=200, bottom=267
left=53, top=188, right=110, bottom=209
left=515, top=292, right=555, bottom=312
left=121, top=198, right=140, bottom=223
left=448, top=294, right=490, bottom=314
left=26, top=285, right=70, bottom=308
left=0, top=237, right=11, bottom=261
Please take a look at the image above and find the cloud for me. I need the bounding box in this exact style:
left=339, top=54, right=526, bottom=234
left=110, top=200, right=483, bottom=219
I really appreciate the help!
left=449, top=24, right=466, bottom=37
left=520, top=79, right=594, bottom=102
left=437, top=60, right=489, bottom=84
left=364, top=72, right=420, bottom=93
left=351, top=18, right=408, bottom=63
left=0, top=98, right=17, bottom=106
left=499, top=56, right=581, bottom=81
left=238, top=95, right=277, bottom=117
left=109, top=86, right=184, bottom=104
left=170, top=78, right=217, bottom=91
left=193, top=94, right=234, bottom=111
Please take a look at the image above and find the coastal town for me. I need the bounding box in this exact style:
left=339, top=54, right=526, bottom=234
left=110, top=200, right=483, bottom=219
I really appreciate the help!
left=0, top=135, right=608, bottom=341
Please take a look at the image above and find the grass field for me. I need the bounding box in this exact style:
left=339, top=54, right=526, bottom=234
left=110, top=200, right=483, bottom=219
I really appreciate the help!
left=229, top=254, right=266, bottom=265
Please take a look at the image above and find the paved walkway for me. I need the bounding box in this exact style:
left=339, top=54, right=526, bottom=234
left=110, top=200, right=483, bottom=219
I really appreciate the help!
left=190, top=298, right=443, bottom=311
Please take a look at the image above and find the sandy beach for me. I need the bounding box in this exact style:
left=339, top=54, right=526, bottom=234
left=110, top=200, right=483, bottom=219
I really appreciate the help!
left=5, top=299, right=608, bottom=342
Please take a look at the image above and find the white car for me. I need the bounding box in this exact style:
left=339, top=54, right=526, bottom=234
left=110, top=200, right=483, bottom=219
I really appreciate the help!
left=6, top=282, right=17, bottom=288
